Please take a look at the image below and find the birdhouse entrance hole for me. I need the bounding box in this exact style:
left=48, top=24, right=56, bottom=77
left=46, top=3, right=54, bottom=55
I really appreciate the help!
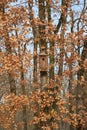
left=42, top=58, right=45, bottom=61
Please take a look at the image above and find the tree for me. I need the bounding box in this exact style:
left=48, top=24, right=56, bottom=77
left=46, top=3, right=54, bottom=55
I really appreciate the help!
left=0, top=0, right=87, bottom=130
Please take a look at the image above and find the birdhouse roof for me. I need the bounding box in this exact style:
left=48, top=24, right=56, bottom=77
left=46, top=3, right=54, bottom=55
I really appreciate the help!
left=39, top=53, right=48, bottom=56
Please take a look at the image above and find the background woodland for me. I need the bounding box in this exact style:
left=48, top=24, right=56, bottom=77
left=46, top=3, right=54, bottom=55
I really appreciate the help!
left=0, top=0, right=87, bottom=130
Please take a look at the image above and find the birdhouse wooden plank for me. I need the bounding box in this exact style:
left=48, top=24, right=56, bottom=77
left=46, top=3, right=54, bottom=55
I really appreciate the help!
left=39, top=54, right=48, bottom=72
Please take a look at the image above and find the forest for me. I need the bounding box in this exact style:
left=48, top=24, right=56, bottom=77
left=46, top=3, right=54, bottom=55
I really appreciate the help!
left=0, top=0, right=87, bottom=130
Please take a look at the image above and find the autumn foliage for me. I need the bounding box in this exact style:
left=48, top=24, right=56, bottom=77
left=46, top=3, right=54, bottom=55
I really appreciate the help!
left=0, top=0, right=87, bottom=130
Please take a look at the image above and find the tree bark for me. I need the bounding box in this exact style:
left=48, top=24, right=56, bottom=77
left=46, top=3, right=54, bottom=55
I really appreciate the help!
left=1, top=3, right=16, bottom=95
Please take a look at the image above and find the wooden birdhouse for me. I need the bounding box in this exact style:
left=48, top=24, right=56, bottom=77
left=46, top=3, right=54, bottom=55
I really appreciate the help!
left=39, top=47, right=48, bottom=72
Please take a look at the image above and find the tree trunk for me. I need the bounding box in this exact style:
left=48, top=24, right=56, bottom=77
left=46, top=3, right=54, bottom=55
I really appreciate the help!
left=1, top=3, right=16, bottom=94
left=77, top=40, right=87, bottom=130
left=21, top=62, right=27, bottom=130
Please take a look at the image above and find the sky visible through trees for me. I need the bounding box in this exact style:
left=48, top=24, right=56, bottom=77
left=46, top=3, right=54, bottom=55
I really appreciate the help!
left=0, top=0, right=87, bottom=130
